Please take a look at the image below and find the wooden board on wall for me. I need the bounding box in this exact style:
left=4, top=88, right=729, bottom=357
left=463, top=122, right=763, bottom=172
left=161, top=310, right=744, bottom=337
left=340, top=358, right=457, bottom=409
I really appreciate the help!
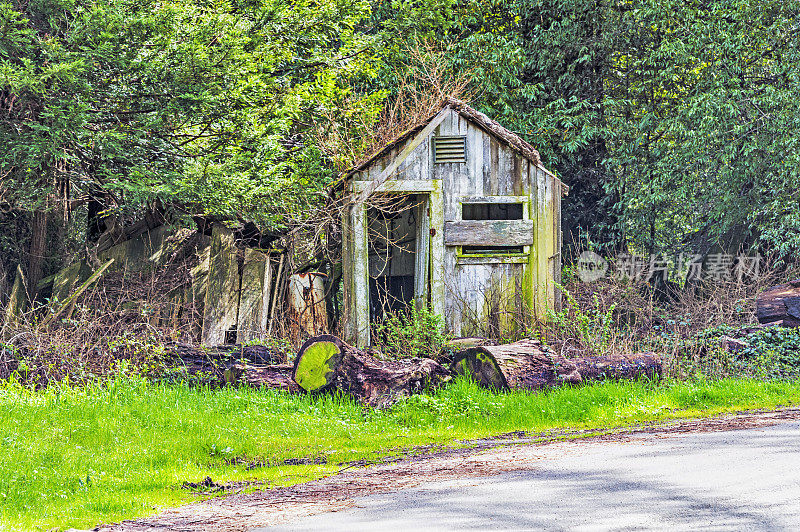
left=444, top=220, right=534, bottom=247
left=201, top=224, right=239, bottom=345
left=237, top=248, right=271, bottom=343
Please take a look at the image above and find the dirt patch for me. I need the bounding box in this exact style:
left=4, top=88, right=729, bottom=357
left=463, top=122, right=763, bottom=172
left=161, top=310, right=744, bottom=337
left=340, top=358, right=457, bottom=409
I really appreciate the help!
left=101, top=408, right=800, bottom=532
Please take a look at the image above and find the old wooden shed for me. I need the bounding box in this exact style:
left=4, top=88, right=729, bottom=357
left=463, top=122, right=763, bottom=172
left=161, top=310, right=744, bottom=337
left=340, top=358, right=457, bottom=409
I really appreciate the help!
left=342, top=98, right=568, bottom=347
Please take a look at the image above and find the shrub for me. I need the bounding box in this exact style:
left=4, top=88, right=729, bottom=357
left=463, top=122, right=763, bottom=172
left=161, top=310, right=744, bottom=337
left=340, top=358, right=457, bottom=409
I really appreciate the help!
left=373, top=301, right=450, bottom=360
left=545, top=287, right=618, bottom=355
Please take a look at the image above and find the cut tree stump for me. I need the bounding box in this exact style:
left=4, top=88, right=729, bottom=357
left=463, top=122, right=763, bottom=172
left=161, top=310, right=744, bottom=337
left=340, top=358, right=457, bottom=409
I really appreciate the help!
left=292, top=335, right=451, bottom=406
left=756, top=279, right=800, bottom=327
left=452, top=339, right=661, bottom=391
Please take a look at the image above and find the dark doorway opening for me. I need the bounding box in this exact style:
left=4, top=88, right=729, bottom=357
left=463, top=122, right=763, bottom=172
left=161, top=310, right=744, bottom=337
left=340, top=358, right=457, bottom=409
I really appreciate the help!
left=367, top=195, right=419, bottom=323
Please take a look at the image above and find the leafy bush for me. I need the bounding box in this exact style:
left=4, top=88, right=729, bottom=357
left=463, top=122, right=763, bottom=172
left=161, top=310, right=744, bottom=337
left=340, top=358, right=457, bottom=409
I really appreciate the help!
left=545, top=287, right=617, bottom=355
left=373, top=302, right=451, bottom=360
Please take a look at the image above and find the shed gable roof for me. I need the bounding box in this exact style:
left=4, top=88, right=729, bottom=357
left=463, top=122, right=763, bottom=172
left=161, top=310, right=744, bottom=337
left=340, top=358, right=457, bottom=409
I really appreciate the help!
left=349, top=98, right=542, bottom=174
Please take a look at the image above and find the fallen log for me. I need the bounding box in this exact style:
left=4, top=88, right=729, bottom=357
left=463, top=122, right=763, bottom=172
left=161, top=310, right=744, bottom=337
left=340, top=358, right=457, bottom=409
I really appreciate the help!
left=292, top=335, right=450, bottom=406
left=163, top=342, right=286, bottom=387
left=166, top=342, right=283, bottom=365
left=572, top=352, right=662, bottom=382
left=451, top=339, right=581, bottom=390
left=452, top=339, right=661, bottom=391
left=224, top=363, right=300, bottom=392
left=756, top=279, right=800, bottom=327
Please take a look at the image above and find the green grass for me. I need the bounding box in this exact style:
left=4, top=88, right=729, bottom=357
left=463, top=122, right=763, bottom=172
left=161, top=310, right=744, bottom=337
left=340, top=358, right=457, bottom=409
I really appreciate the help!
left=2, top=375, right=800, bottom=531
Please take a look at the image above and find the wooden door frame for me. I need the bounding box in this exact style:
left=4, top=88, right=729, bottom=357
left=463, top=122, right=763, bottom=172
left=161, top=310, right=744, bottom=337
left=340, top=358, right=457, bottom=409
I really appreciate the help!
left=345, top=179, right=444, bottom=348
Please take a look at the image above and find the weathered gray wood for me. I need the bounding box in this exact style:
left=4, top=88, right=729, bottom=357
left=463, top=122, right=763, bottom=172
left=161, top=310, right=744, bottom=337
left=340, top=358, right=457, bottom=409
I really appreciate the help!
left=41, top=259, right=114, bottom=329
left=237, top=248, right=270, bottom=342
left=201, top=224, right=240, bottom=345
left=429, top=180, right=446, bottom=319
left=2, top=265, right=27, bottom=328
left=350, top=202, right=370, bottom=347
left=414, top=196, right=430, bottom=308
left=344, top=101, right=564, bottom=343
left=355, top=106, right=451, bottom=203
left=267, top=253, right=285, bottom=336
left=51, top=261, right=90, bottom=305
left=459, top=195, right=530, bottom=205
left=288, top=272, right=328, bottom=337
left=444, top=220, right=534, bottom=247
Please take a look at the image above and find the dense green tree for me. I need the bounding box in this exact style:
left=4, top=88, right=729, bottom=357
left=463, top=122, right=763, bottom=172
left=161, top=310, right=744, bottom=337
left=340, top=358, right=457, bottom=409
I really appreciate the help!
left=0, top=0, right=377, bottom=280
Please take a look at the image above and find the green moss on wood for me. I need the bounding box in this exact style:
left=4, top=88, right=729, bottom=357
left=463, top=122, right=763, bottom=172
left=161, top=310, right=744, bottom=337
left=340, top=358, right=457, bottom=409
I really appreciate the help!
left=294, top=341, right=342, bottom=391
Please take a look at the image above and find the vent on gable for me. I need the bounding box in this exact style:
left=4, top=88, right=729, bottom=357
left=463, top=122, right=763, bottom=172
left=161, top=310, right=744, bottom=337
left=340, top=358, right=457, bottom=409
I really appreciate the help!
left=433, top=136, right=466, bottom=164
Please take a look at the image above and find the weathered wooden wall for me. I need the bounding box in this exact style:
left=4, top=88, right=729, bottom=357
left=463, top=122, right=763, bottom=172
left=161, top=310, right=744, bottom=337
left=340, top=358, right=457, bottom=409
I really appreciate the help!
left=347, top=108, right=562, bottom=343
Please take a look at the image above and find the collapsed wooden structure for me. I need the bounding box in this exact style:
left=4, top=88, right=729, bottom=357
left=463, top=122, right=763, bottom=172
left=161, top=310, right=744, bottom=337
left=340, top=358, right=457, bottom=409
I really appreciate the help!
left=7, top=222, right=327, bottom=345
left=342, top=98, right=568, bottom=347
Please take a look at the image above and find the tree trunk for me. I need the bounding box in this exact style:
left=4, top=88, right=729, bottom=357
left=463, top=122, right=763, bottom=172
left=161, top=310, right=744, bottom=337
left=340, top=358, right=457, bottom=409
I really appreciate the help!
left=451, top=339, right=581, bottom=391
left=27, top=210, right=48, bottom=300
left=162, top=342, right=292, bottom=389
left=452, top=339, right=661, bottom=391
left=224, top=364, right=300, bottom=392
left=756, top=279, right=800, bottom=327
left=167, top=342, right=284, bottom=366
left=292, top=335, right=451, bottom=406
left=571, top=352, right=662, bottom=382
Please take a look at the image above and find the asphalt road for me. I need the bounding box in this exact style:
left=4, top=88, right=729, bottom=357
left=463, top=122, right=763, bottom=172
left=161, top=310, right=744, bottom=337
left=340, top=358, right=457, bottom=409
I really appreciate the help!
left=257, top=420, right=800, bottom=531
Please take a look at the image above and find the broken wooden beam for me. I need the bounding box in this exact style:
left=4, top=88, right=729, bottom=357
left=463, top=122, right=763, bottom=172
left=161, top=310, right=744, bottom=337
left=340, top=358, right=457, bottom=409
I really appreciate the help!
left=40, top=259, right=114, bottom=330
left=2, top=265, right=27, bottom=330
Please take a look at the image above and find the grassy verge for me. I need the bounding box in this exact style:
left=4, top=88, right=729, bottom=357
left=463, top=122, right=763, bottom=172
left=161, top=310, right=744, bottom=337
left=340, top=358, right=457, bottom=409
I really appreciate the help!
left=2, top=376, right=800, bottom=530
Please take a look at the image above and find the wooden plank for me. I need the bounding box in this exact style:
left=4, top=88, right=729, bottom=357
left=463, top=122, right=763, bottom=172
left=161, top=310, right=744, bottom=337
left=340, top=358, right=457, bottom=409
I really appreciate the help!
left=2, top=265, right=26, bottom=329
left=237, top=248, right=269, bottom=342
left=459, top=195, right=529, bottom=205
left=201, top=224, right=240, bottom=345
left=553, top=173, right=563, bottom=311
left=414, top=196, right=430, bottom=308
left=489, top=138, right=500, bottom=195
left=354, top=107, right=451, bottom=204
left=51, top=261, right=90, bottom=305
left=456, top=256, right=529, bottom=266
left=349, top=179, right=436, bottom=193
left=40, top=259, right=114, bottom=330
left=351, top=202, right=370, bottom=348
left=429, top=180, right=446, bottom=319
left=536, top=166, right=548, bottom=319
left=444, top=220, right=534, bottom=247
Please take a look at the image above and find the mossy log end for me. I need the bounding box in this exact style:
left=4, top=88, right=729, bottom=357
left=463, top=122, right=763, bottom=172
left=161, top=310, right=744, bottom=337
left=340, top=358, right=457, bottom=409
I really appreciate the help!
left=452, top=339, right=661, bottom=391
left=293, top=335, right=451, bottom=406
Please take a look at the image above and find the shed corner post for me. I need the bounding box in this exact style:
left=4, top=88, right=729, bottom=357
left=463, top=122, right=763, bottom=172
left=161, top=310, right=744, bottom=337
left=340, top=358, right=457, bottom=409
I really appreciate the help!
left=429, top=179, right=445, bottom=319
left=349, top=200, right=370, bottom=348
